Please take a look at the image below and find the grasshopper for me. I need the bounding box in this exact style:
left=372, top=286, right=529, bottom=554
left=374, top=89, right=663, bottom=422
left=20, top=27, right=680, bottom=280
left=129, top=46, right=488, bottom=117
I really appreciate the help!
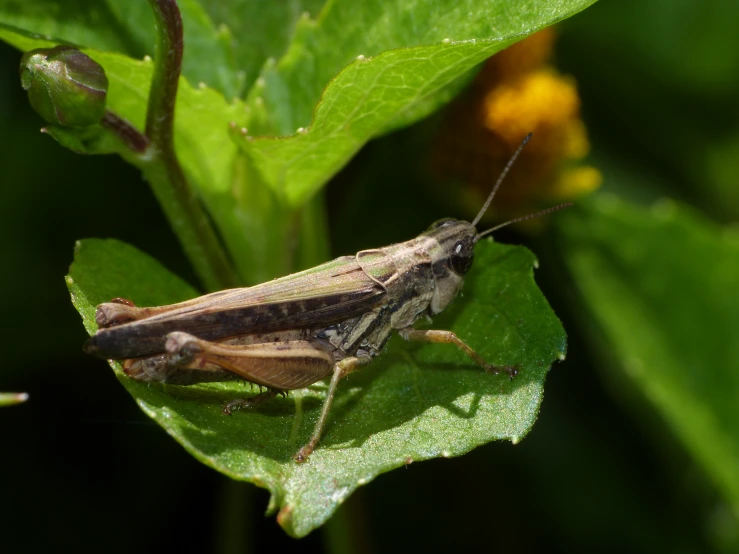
left=84, top=134, right=568, bottom=462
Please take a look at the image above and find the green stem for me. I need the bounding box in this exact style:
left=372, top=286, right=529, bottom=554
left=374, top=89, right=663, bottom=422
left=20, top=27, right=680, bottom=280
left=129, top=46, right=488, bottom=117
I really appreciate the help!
left=142, top=0, right=239, bottom=291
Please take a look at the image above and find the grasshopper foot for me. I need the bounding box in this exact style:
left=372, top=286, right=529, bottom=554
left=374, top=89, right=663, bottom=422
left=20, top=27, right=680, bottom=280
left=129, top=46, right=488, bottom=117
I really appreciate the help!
left=294, top=444, right=314, bottom=464
left=222, top=389, right=278, bottom=415
left=485, top=364, right=519, bottom=380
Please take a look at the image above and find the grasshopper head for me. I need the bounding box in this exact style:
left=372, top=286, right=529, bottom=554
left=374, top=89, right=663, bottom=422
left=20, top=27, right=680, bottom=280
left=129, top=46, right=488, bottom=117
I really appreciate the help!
left=420, top=134, right=571, bottom=316
left=420, top=133, right=533, bottom=316
left=422, top=199, right=572, bottom=315
left=423, top=218, right=477, bottom=314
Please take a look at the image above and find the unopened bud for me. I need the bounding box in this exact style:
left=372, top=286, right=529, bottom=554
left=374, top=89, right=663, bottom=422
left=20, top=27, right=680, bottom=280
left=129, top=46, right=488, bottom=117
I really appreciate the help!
left=20, top=45, right=108, bottom=128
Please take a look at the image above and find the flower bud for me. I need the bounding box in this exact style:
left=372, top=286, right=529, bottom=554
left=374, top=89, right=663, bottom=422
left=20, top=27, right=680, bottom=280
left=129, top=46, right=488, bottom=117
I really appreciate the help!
left=20, top=45, right=108, bottom=128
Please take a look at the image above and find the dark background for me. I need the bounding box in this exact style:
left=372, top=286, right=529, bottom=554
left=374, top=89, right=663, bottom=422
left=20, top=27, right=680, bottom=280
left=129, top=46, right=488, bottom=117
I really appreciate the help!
left=2, top=1, right=737, bottom=552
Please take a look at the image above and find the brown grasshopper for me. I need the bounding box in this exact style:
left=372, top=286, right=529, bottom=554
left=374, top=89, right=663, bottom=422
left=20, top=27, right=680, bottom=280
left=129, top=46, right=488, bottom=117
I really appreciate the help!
left=84, top=134, right=568, bottom=462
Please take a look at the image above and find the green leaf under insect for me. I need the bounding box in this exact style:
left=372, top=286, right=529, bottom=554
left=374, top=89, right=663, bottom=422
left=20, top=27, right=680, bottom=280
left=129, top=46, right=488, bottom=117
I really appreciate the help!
left=67, top=237, right=566, bottom=537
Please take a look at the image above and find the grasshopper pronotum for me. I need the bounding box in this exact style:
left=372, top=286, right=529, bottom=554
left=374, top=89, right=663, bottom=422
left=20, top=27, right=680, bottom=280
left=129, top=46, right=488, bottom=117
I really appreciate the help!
left=84, top=134, right=568, bottom=462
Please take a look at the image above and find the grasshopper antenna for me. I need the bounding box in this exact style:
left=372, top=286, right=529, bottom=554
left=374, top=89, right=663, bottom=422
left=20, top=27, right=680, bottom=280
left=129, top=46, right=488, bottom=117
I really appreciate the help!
left=475, top=203, right=572, bottom=242
left=471, top=132, right=533, bottom=228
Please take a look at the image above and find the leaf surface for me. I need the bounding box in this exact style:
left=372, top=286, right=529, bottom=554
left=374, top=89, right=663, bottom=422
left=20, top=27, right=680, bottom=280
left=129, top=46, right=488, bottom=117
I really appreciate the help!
left=239, top=0, right=598, bottom=205
left=0, top=0, right=240, bottom=97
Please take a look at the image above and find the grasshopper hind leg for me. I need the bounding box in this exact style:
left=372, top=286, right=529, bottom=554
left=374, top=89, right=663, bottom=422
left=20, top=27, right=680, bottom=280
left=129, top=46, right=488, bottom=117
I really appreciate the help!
left=164, top=332, right=337, bottom=389
left=164, top=331, right=366, bottom=462
left=95, top=297, right=139, bottom=328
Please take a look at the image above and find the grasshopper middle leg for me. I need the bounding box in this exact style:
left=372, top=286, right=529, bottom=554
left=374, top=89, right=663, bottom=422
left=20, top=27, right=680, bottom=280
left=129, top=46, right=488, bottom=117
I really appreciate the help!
left=294, top=355, right=371, bottom=463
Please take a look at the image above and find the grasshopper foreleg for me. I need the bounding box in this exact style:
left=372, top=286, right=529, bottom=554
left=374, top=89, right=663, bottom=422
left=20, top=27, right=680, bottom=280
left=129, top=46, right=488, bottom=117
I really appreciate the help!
left=399, top=328, right=518, bottom=378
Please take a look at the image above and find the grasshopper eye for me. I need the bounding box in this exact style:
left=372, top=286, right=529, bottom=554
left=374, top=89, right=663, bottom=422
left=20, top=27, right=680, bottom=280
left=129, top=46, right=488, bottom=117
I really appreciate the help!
left=450, top=237, right=474, bottom=275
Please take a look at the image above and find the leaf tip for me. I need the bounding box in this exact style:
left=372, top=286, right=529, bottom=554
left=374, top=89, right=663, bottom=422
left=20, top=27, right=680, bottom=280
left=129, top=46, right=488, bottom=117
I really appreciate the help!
left=277, top=503, right=295, bottom=532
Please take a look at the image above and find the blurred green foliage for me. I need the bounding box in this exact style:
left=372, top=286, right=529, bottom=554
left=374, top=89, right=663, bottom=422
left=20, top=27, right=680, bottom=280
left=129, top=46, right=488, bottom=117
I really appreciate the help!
left=1, top=0, right=738, bottom=552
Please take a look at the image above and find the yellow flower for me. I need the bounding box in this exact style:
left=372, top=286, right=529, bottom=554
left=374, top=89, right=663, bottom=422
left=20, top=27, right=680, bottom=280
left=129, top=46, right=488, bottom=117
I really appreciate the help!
left=430, top=28, right=600, bottom=223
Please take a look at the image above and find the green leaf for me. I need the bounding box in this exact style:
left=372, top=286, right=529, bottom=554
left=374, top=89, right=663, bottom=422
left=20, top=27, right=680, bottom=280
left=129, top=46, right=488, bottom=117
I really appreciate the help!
left=558, top=194, right=739, bottom=520
left=238, top=0, right=597, bottom=206
left=0, top=0, right=240, bottom=97
left=0, top=1, right=332, bottom=98
left=199, top=0, right=327, bottom=95
left=0, top=2, right=148, bottom=55
left=67, top=236, right=566, bottom=537
left=39, top=124, right=123, bottom=154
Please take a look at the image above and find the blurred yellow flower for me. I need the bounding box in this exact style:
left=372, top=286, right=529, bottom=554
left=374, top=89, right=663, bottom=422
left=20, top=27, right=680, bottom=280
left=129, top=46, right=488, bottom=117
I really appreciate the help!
left=430, top=28, right=600, bottom=223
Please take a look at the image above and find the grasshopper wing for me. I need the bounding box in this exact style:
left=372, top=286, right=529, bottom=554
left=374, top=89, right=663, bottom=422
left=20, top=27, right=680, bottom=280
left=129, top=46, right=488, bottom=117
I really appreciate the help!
left=85, top=256, right=389, bottom=359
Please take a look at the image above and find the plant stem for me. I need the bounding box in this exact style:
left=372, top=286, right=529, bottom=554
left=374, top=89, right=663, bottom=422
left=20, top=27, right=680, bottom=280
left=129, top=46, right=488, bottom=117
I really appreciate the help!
left=145, top=0, right=182, bottom=142
left=142, top=0, right=239, bottom=291
left=101, top=110, right=149, bottom=153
